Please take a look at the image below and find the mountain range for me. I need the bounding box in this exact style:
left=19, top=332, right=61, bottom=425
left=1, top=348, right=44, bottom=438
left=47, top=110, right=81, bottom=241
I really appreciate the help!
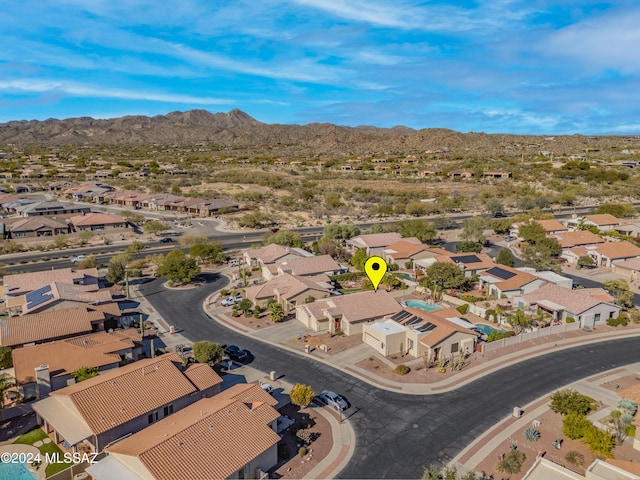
left=0, top=109, right=629, bottom=156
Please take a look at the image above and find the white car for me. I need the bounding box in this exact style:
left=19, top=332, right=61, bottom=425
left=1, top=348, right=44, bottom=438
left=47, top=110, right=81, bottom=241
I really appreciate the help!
left=318, top=390, right=349, bottom=411
left=220, top=297, right=235, bottom=307
left=70, top=255, right=86, bottom=264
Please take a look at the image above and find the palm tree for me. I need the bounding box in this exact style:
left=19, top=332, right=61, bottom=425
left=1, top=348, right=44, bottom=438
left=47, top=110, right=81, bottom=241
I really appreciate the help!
left=0, top=372, right=20, bottom=413
left=508, top=309, right=530, bottom=334
left=269, top=302, right=285, bottom=323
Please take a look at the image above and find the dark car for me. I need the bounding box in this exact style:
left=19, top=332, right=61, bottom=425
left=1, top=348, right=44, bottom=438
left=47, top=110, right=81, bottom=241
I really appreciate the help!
left=224, top=344, right=248, bottom=362
left=159, top=237, right=174, bottom=243
left=493, top=212, right=506, bottom=218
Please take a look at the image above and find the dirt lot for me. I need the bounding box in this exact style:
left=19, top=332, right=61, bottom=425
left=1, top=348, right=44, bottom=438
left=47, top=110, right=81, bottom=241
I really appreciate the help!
left=269, top=403, right=333, bottom=479
left=289, top=332, right=363, bottom=356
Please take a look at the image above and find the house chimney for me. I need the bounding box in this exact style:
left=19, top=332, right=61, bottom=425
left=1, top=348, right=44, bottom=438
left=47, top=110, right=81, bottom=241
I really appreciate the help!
left=35, top=365, right=51, bottom=398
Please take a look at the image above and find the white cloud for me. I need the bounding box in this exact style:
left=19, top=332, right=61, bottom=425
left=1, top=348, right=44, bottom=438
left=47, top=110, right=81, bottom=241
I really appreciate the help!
left=0, top=79, right=234, bottom=105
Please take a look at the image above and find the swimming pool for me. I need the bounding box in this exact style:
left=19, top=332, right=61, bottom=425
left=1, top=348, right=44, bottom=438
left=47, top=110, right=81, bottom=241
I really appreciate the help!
left=474, top=324, right=506, bottom=336
left=403, top=300, right=441, bottom=311
left=0, top=461, right=37, bottom=480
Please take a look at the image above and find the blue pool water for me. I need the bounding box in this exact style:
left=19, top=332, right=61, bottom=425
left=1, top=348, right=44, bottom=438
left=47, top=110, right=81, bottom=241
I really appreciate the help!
left=0, top=461, right=37, bottom=480
left=474, top=324, right=506, bottom=336
left=404, top=300, right=441, bottom=311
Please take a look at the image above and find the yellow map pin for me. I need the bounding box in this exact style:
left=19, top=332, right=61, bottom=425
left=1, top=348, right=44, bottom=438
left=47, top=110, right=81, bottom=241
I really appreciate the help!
left=364, top=256, right=387, bottom=291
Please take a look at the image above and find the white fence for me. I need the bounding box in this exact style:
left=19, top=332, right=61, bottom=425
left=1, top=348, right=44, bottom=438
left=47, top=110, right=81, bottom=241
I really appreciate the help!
left=480, top=322, right=581, bottom=354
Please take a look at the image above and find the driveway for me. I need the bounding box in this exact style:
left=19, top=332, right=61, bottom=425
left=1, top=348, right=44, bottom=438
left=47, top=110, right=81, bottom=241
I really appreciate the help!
left=140, top=276, right=640, bottom=479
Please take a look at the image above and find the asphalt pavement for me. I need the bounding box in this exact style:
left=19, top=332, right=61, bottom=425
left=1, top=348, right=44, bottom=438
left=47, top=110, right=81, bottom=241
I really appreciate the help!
left=139, top=275, right=640, bottom=479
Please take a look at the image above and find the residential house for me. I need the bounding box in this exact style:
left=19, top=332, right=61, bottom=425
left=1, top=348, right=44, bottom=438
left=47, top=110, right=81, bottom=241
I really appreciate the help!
left=296, top=290, right=402, bottom=335
left=48, top=181, right=74, bottom=191
left=554, top=231, right=606, bottom=263
left=482, top=170, right=512, bottom=179
left=447, top=170, right=474, bottom=178
left=70, top=212, right=131, bottom=233
left=514, top=283, right=620, bottom=328
left=12, top=329, right=143, bottom=399
left=510, top=219, right=568, bottom=237
left=347, top=232, right=403, bottom=256
left=14, top=201, right=90, bottom=217
left=517, top=268, right=573, bottom=289
left=418, top=168, right=442, bottom=177
left=567, top=214, right=622, bottom=232
left=383, top=238, right=430, bottom=266
left=616, top=220, right=640, bottom=238
left=87, top=383, right=279, bottom=480
left=588, top=241, right=640, bottom=268
left=0, top=307, right=109, bottom=348
left=612, top=257, right=640, bottom=282
left=243, top=244, right=309, bottom=269
left=32, top=354, right=223, bottom=454
left=522, top=457, right=640, bottom=480
left=244, top=273, right=331, bottom=311
left=478, top=265, right=546, bottom=298
left=3, top=267, right=100, bottom=298
left=446, top=253, right=495, bottom=278
left=362, top=307, right=478, bottom=359
left=6, top=216, right=70, bottom=239
left=64, top=182, right=114, bottom=203
left=271, top=254, right=344, bottom=281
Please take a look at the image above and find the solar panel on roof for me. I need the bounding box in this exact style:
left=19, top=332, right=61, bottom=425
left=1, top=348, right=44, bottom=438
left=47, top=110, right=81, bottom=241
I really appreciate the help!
left=415, top=322, right=436, bottom=333
left=485, top=267, right=516, bottom=280
left=453, top=254, right=480, bottom=264
left=404, top=316, right=422, bottom=326
left=391, top=310, right=411, bottom=322
left=25, top=285, right=54, bottom=310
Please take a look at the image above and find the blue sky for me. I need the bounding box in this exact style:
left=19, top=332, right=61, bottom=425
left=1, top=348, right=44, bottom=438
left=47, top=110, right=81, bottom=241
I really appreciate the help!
left=1, top=1, right=639, bottom=134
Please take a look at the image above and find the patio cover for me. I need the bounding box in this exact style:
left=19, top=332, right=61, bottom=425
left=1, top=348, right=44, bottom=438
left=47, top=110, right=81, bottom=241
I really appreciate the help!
left=32, top=396, right=93, bottom=445
left=86, top=454, right=145, bottom=480
left=536, top=300, right=565, bottom=312
left=444, top=317, right=476, bottom=329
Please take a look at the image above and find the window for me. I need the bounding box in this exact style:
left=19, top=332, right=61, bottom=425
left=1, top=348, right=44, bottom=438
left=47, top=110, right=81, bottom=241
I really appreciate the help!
left=451, top=342, right=459, bottom=354
left=148, top=411, right=159, bottom=424
left=609, top=311, right=615, bottom=318
left=594, top=314, right=601, bottom=322
left=163, top=404, right=174, bottom=417
left=13, top=232, right=27, bottom=238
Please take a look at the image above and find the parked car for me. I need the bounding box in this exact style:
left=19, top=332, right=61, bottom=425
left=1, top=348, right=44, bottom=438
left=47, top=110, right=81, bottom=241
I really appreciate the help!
left=493, top=212, right=506, bottom=218
left=220, top=297, right=235, bottom=307
left=232, top=295, right=243, bottom=303
left=318, top=390, right=349, bottom=411
left=504, top=235, right=516, bottom=242
left=224, top=345, right=248, bottom=362
left=159, top=237, right=174, bottom=243
left=70, top=255, right=86, bottom=264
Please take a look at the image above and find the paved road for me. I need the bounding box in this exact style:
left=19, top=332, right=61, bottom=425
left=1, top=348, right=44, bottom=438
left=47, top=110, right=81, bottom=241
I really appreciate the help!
left=140, top=275, right=640, bottom=479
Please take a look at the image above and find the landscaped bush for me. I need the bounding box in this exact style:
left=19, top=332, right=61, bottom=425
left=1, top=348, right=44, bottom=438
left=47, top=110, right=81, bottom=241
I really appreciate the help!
left=607, top=314, right=628, bottom=327
left=486, top=330, right=515, bottom=342
left=566, top=316, right=575, bottom=323
left=456, top=303, right=469, bottom=314
left=550, top=389, right=597, bottom=416
left=565, top=450, right=585, bottom=467
left=330, top=272, right=366, bottom=282
left=395, top=364, right=410, bottom=375
left=461, top=294, right=484, bottom=303
left=298, top=446, right=307, bottom=457
left=523, top=428, right=541, bottom=441
left=562, top=412, right=615, bottom=457
left=497, top=448, right=526, bottom=475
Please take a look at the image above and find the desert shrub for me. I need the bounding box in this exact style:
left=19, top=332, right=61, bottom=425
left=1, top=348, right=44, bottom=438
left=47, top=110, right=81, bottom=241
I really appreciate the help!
left=563, top=412, right=591, bottom=439
left=456, top=303, right=469, bottom=314
left=486, top=330, right=515, bottom=342
left=497, top=448, right=526, bottom=475
left=298, top=446, right=307, bottom=457
left=395, top=364, right=410, bottom=375
left=550, top=389, right=597, bottom=416
left=566, top=316, right=575, bottom=323
left=607, top=315, right=628, bottom=327
left=565, top=450, right=585, bottom=467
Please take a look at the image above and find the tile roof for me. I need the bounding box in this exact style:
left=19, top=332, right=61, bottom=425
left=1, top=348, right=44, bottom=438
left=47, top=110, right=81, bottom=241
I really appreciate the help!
left=20, top=282, right=114, bottom=314
left=401, top=307, right=478, bottom=348
left=536, top=219, right=569, bottom=232
left=298, top=290, right=402, bottom=324
left=69, top=212, right=128, bottom=227
left=592, top=240, right=640, bottom=260
left=482, top=265, right=539, bottom=291
left=46, top=354, right=218, bottom=435
left=245, top=244, right=301, bottom=264
left=12, top=329, right=140, bottom=384
left=384, top=239, right=428, bottom=259
left=553, top=231, right=605, bottom=248
left=3, top=268, right=99, bottom=296
left=349, top=232, right=403, bottom=249
left=9, top=216, right=68, bottom=232
left=579, top=288, right=615, bottom=303
left=183, top=363, right=223, bottom=391
left=0, top=307, right=106, bottom=347
left=245, top=273, right=329, bottom=302
left=613, top=257, right=640, bottom=271
left=585, top=214, right=620, bottom=226
left=518, top=284, right=616, bottom=316
left=448, top=252, right=495, bottom=271
left=278, top=254, right=341, bottom=276
left=106, top=384, right=280, bottom=480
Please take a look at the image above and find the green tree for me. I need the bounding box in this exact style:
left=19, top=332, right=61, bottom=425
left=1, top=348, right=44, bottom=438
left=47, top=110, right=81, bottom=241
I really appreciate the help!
left=238, top=299, right=253, bottom=315
left=455, top=241, right=482, bottom=253
left=596, top=203, right=636, bottom=218
left=143, top=220, right=169, bottom=235
left=269, top=302, right=285, bottom=323
left=289, top=383, right=315, bottom=408
left=484, top=198, right=504, bottom=216
left=577, top=255, right=595, bottom=269
left=263, top=230, right=304, bottom=248
left=496, top=248, right=515, bottom=267
left=518, top=221, right=546, bottom=243
left=0, top=347, right=12, bottom=369
left=0, top=372, right=19, bottom=411
left=603, top=279, right=634, bottom=308
left=192, top=340, right=223, bottom=365
left=190, top=241, right=224, bottom=264
left=107, top=253, right=131, bottom=283
left=350, top=248, right=368, bottom=271
left=422, top=262, right=470, bottom=293
left=322, top=224, right=360, bottom=240
left=75, top=255, right=98, bottom=269
left=405, top=201, right=428, bottom=216
left=71, top=366, right=99, bottom=383
left=491, top=219, right=513, bottom=235
left=460, top=217, right=486, bottom=244
left=125, top=240, right=145, bottom=255
left=550, top=389, right=596, bottom=416
left=507, top=310, right=530, bottom=334
left=157, top=250, right=200, bottom=284
left=398, top=219, right=436, bottom=242
left=582, top=423, right=615, bottom=457
left=381, top=273, right=401, bottom=291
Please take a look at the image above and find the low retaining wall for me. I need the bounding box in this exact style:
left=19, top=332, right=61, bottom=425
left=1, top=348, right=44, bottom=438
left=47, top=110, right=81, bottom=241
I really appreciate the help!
left=480, top=322, right=581, bottom=353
